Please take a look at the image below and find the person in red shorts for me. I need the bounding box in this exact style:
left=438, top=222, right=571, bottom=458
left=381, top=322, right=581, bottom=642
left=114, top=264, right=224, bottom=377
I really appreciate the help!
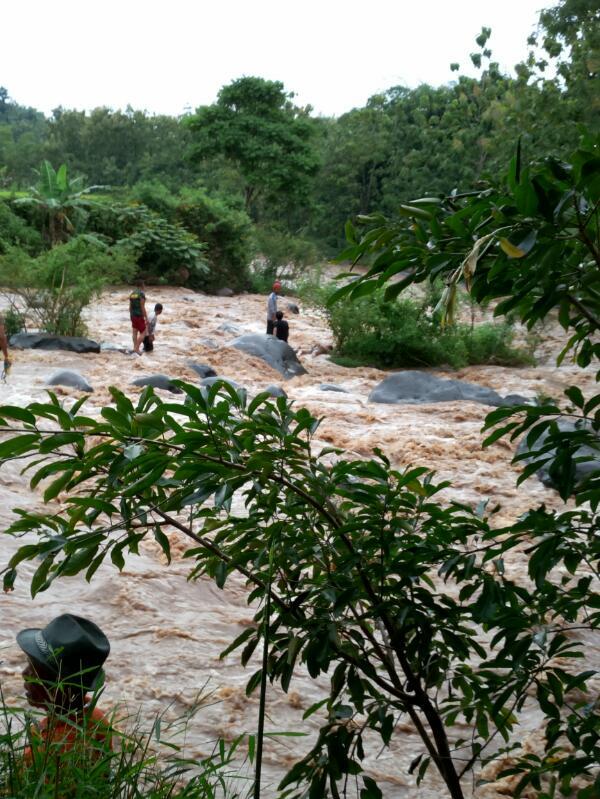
left=18, top=614, right=112, bottom=768
left=129, top=281, right=148, bottom=355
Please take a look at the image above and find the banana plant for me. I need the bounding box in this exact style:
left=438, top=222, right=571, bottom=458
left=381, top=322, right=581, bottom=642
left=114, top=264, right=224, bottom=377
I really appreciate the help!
left=14, top=160, right=105, bottom=246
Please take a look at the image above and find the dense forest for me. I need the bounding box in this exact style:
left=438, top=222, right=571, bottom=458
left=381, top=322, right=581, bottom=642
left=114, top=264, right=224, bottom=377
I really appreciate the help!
left=0, top=0, right=597, bottom=296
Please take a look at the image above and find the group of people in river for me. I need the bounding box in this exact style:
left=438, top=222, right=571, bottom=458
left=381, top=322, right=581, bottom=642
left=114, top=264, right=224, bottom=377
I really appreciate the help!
left=128, top=281, right=163, bottom=356
left=129, top=280, right=291, bottom=356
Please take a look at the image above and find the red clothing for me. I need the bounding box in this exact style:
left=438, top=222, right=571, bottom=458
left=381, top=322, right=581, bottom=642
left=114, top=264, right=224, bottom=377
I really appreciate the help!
left=24, top=705, right=112, bottom=764
left=131, top=315, right=146, bottom=333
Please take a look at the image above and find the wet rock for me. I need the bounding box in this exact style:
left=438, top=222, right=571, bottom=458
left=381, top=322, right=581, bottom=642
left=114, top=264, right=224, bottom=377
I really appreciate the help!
left=230, top=334, right=307, bottom=380
left=516, top=419, right=600, bottom=492
left=217, top=323, right=242, bottom=336
left=200, top=376, right=243, bottom=391
left=311, top=343, right=333, bottom=356
left=369, top=371, right=524, bottom=407
left=286, top=302, right=300, bottom=315
left=503, top=393, right=531, bottom=406
left=47, top=370, right=93, bottom=392
left=319, top=383, right=348, bottom=393
left=264, top=385, right=288, bottom=398
left=215, top=287, right=234, bottom=297
left=187, top=362, right=217, bottom=379
left=198, top=337, right=220, bottom=349
left=100, top=342, right=134, bottom=354
left=131, top=374, right=182, bottom=394
left=10, top=333, right=100, bottom=354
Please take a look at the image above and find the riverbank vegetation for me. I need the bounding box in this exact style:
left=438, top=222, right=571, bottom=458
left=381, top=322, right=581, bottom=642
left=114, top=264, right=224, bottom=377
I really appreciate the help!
left=0, top=0, right=598, bottom=796
left=1, top=135, right=598, bottom=798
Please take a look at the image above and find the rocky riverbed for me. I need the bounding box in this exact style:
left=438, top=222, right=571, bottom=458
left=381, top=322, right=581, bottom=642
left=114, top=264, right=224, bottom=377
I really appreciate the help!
left=0, top=287, right=598, bottom=798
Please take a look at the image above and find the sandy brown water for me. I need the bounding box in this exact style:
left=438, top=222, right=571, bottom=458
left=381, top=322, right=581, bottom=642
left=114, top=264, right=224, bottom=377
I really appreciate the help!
left=0, top=287, right=598, bottom=797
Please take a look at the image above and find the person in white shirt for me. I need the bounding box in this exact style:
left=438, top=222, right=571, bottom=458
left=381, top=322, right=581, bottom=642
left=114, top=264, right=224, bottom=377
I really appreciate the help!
left=266, top=281, right=281, bottom=335
left=143, top=303, right=163, bottom=352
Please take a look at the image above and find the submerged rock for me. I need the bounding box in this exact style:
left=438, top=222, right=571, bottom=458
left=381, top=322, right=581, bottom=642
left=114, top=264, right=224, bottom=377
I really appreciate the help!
left=217, top=323, right=243, bottom=336
left=264, top=385, right=288, bottom=398
left=47, top=370, right=93, bottom=392
left=369, top=371, right=528, bottom=407
left=10, top=333, right=100, bottom=354
left=200, top=376, right=243, bottom=391
left=187, top=362, right=217, bottom=379
left=100, top=342, right=134, bottom=354
left=230, top=334, right=307, bottom=380
left=131, top=374, right=182, bottom=394
left=319, top=383, right=348, bottom=393
left=516, top=419, right=600, bottom=492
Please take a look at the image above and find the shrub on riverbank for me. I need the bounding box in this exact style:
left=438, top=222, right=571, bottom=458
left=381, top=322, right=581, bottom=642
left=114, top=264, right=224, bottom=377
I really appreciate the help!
left=328, top=291, right=534, bottom=369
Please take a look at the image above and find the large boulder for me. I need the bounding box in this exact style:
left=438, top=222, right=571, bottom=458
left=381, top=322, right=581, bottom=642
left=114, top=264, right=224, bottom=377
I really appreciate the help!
left=368, top=371, right=528, bottom=407
left=230, top=334, right=307, bottom=380
left=47, top=370, right=93, bottom=392
left=516, top=419, right=600, bottom=492
left=215, top=287, right=234, bottom=297
left=187, top=361, right=217, bottom=379
left=131, top=374, right=182, bottom=394
left=287, top=302, right=300, bottom=315
left=10, top=333, right=100, bottom=354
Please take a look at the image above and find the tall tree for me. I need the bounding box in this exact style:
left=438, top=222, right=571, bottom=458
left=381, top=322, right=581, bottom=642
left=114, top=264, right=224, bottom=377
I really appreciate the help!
left=186, top=76, right=320, bottom=218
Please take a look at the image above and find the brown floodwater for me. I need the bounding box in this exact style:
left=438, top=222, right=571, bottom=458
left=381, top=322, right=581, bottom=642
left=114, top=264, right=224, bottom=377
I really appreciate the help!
left=0, top=288, right=598, bottom=798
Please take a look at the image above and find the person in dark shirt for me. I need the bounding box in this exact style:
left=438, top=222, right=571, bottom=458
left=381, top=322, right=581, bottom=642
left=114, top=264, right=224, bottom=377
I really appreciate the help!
left=274, top=310, right=289, bottom=343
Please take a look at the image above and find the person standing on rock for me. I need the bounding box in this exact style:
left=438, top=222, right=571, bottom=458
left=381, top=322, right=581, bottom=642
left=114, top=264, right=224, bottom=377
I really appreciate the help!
left=274, top=310, right=289, bottom=343
left=129, top=281, right=149, bottom=355
left=266, top=281, right=281, bottom=335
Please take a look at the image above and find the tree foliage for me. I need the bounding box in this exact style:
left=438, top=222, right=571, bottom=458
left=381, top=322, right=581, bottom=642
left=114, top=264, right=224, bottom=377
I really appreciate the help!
left=0, top=236, right=134, bottom=336
left=187, top=77, right=320, bottom=217
left=1, top=140, right=599, bottom=795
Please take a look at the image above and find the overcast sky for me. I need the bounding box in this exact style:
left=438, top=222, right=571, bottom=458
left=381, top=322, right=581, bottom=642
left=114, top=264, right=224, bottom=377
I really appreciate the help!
left=2, top=0, right=545, bottom=118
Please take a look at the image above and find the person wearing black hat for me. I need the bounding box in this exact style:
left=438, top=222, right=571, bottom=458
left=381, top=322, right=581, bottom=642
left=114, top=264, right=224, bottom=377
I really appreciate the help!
left=17, top=614, right=112, bottom=763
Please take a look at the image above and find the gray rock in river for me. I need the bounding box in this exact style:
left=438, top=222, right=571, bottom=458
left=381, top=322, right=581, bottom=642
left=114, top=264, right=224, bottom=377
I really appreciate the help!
left=286, top=302, right=300, bottom=315
left=230, top=334, right=307, bottom=380
left=187, top=361, right=217, bottom=379
left=368, top=371, right=528, bottom=407
left=100, top=342, right=134, bottom=355
left=217, top=323, right=243, bottom=336
left=215, top=287, right=234, bottom=297
left=516, top=418, right=600, bottom=492
left=264, top=384, right=288, bottom=398
left=131, top=374, right=182, bottom=394
left=10, top=333, right=100, bottom=354
left=320, top=383, right=348, bottom=393
left=200, top=376, right=243, bottom=391
left=47, top=370, right=93, bottom=392
left=198, top=337, right=220, bottom=349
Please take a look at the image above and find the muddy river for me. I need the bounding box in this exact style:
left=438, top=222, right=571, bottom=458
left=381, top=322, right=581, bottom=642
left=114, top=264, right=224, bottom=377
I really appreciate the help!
left=0, top=287, right=598, bottom=797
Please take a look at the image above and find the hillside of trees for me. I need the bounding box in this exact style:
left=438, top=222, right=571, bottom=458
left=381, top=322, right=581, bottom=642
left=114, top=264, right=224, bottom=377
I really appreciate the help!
left=0, top=0, right=597, bottom=294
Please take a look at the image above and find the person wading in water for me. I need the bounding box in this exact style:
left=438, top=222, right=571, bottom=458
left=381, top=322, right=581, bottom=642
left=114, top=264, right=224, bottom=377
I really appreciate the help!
left=129, top=281, right=149, bottom=355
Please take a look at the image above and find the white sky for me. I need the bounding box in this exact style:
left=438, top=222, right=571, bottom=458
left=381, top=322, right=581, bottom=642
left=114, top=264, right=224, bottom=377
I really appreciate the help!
left=2, top=0, right=545, bottom=118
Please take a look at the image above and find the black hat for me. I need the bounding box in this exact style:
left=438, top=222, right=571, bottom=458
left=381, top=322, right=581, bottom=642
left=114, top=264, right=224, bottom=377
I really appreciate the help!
left=17, top=614, right=110, bottom=691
